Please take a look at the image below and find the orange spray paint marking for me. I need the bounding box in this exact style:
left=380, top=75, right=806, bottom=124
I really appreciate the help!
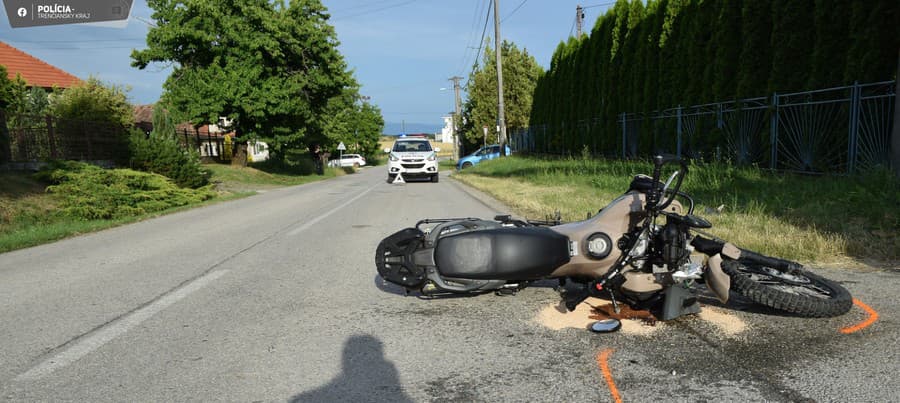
left=596, top=348, right=623, bottom=403
left=840, top=298, right=879, bottom=334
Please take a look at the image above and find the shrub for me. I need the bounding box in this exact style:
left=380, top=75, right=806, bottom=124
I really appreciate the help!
left=129, top=105, right=209, bottom=188
left=37, top=161, right=215, bottom=220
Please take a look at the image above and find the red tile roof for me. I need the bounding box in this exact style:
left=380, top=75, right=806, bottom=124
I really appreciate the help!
left=0, top=41, right=81, bottom=89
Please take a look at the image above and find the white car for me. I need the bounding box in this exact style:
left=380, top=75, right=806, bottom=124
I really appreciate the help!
left=384, top=136, right=440, bottom=182
left=328, top=153, right=366, bottom=168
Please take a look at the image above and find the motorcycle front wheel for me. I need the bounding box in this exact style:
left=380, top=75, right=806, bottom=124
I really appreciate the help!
left=721, top=253, right=852, bottom=317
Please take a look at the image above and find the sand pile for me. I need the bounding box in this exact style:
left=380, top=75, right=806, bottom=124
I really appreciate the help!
left=534, top=297, right=748, bottom=337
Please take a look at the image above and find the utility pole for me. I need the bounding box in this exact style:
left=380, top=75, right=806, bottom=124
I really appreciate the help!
left=493, top=0, right=507, bottom=156
left=449, top=76, right=463, bottom=161
left=891, top=48, right=900, bottom=177
left=576, top=5, right=584, bottom=37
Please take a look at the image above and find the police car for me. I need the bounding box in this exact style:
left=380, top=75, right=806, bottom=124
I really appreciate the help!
left=384, top=135, right=440, bottom=183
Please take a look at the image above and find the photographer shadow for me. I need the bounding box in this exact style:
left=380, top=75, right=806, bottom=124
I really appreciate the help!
left=290, top=334, right=413, bottom=403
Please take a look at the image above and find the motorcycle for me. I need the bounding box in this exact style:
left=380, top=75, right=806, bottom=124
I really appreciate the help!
left=375, top=156, right=852, bottom=324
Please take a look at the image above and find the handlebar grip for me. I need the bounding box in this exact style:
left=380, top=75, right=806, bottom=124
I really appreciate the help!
left=651, top=155, right=664, bottom=183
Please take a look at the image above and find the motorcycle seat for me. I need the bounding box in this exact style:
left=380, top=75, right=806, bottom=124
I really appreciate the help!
left=434, top=227, right=571, bottom=280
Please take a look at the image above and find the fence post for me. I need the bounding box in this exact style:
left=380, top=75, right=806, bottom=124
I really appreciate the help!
left=848, top=81, right=861, bottom=174
left=676, top=105, right=683, bottom=158
left=46, top=115, right=57, bottom=159
left=0, top=109, right=10, bottom=164
left=83, top=119, right=92, bottom=160
left=620, top=113, right=626, bottom=159
left=891, top=49, right=900, bottom=177
left=194, top=128, right=201, bottom=155
left=770, top=92, right=779, bottom=169
left=716, top=103, right=724, bottom=130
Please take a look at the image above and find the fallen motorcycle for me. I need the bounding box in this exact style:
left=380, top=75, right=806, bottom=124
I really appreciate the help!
left=375, top=156, right=852, bottom=323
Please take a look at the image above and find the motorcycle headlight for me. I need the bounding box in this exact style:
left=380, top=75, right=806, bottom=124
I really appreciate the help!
left=427, top=152, right=436, bottom=161
left=389, top=153, right=399, bottom=161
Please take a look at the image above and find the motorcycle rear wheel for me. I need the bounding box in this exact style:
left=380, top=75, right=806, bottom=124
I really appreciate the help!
left=722, top=254, right=852, bottom=317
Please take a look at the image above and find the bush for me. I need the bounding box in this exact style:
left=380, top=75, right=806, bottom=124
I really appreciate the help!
left=37, top=161, right=215, bottom=220
left=51, top=77, right=133, bottom=127
left=129, top=129, right=209, bottom=188
left=128, top=105, right=208, bottom=188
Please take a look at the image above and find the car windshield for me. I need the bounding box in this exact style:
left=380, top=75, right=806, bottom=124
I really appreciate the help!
left=392, top=140, right=432, bottom=152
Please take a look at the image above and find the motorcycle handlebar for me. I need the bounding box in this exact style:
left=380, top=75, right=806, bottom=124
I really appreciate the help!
left=650, top=155, right=689, bottom=211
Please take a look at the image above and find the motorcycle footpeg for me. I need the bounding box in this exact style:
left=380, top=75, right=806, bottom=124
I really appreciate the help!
left=564, top=288, right=591, bottom=311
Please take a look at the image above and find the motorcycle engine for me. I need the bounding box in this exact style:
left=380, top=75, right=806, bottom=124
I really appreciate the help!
left=659, top=221, right=689, bottom=268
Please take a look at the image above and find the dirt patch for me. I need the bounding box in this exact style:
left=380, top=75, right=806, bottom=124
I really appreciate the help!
left=534, top=297, right=663, bottom=336
left=534, top=298, right=749, bottom=337
left=697, top=305, right=748, bottom=337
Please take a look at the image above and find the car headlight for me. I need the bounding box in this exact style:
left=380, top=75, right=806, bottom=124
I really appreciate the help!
left=389, top=153, right=399, bottom=161
left=427, top=152, right=436, bottom=161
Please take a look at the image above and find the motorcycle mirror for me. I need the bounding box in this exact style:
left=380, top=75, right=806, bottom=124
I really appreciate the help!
left=590, top=319, right=622, bottom=333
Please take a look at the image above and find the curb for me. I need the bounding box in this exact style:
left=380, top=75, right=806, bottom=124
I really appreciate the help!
left=446, top=173, right=518, bottom=218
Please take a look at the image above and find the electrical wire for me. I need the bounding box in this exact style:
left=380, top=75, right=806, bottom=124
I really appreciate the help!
left=330, top=0, right=420, bottom=21
left=500, top=0, right=528, bottom=23
left=455, top=0, right=488, bottom=76
left=582, top=1, right=616, bottom=9
left=466, top=0, right=493, bottom=81
left=6, top=37, right=145, bottom=43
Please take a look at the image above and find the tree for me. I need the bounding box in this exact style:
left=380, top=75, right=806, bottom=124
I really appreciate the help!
left=768, top=0, right=814, bottom=93
left=463, top=39, right=543, bottom=149
left=131, top=0, right=353, bottom=162
left=0, top=65, right=20, bottom=163
left=319, top=87, right=384, bottom=158
left=0, top=67, right=28, bottom=116
left=51, top=77, right=133, bottom=126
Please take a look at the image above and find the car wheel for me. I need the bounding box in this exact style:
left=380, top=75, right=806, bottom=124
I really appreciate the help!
left=388, top=174, right=396, bottom=183
left=431, top=174, right=439, bottom=183
left=353, top=162, right=360, bottom=169
left=461, top=162, right=473, bottom=169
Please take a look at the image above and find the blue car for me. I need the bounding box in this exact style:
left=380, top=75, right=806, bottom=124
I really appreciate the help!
left=457, top=144, right=511, bottom=169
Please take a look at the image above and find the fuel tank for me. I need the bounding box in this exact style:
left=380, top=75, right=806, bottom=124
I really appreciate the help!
left=434, top=226, right=571, bottom=280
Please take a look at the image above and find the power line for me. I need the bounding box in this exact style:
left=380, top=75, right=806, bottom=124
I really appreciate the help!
left=568, top=14, right=576, bottom=37
left=330, top=0, right=419, bottom=21
left=6, top=37, right=145, bottom=43
left=466, top=0, right=493, bottom=81
left=455, top=0, right=488, bottom=76
left=500, top=0, right=528, bottom=23
left=582, top=1, right=616, bottom=9
left=10, top=45, right=142, bottom=50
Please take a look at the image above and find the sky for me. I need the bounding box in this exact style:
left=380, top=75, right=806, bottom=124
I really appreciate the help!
left=0, top=0, right=615, bottom=133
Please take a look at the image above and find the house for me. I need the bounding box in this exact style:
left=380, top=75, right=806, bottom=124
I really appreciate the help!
left=131, top=106, right=269, bottom=162
left=437, top=115, right=456, bottom=145
left=0, top=41, right=81, bottom=89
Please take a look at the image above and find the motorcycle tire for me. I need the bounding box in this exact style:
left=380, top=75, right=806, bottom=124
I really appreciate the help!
left=721, top=254, right=852, bottom=317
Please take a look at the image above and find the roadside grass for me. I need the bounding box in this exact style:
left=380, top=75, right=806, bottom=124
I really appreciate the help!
left=0, top=161, right=334, bottom=254
left=439, top=159, right=457, bottom=170
left=205, top=162, right=344, bottom=188
left=453, top=156, right=899, bottom=264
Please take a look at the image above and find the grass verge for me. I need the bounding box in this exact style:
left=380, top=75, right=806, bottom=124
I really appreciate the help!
left=0, top=161, right=335, bottom=253
left=453, top=156, right=899, bottom=264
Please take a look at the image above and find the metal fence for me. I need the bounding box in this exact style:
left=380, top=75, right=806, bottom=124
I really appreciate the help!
left=173, top=127, right=228, bottom=159
left=510, top=80, right=896, bottom=174
left=3, top=112, right=129, bottom=164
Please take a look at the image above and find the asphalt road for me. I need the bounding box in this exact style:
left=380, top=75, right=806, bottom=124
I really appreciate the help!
left=0, top=165, right=896, bottom=402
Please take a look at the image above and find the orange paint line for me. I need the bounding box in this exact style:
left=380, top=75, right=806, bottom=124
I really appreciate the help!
left=840, top=298, right=879, bottom=334
left=596, top=348, right=623, bottom=403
